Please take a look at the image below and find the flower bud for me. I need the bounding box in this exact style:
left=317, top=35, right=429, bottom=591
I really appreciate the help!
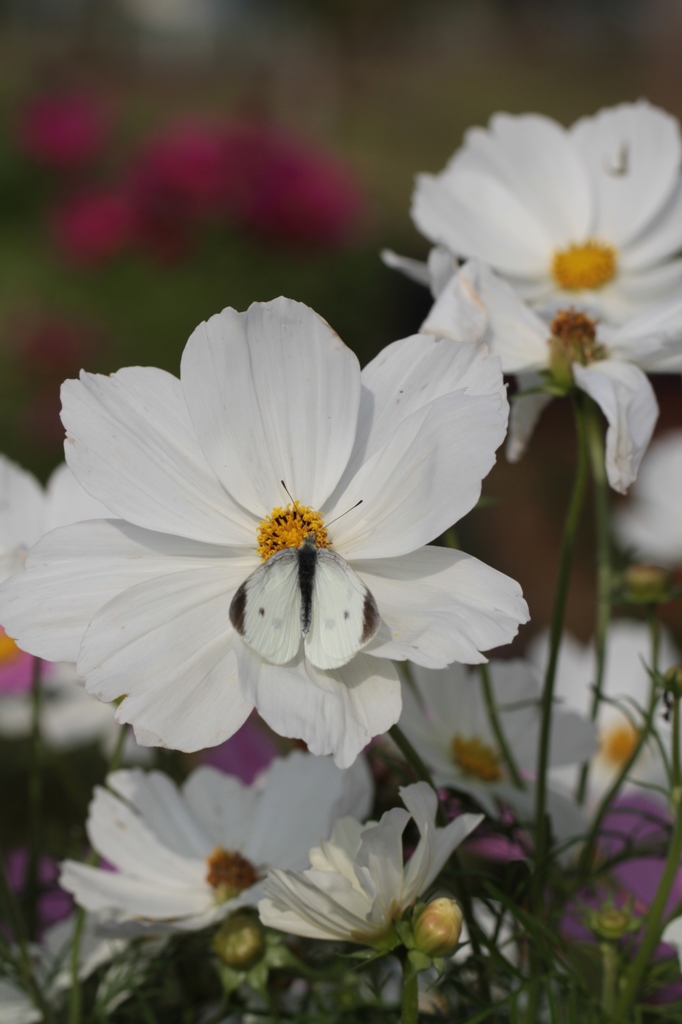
left=622, top=564, right=672, bottom=604
left=412, top=898, right=463, bottom=957
left=214, top=912, right=265, bottom=970
left=588, top=903, right=640, bottom=941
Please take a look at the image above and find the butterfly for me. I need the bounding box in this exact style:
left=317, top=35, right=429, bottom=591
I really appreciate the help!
left=229, top=533, right=380, bottom=670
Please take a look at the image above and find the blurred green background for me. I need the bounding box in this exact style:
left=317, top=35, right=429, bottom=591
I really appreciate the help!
left=0, top=0, right=681, bottom=642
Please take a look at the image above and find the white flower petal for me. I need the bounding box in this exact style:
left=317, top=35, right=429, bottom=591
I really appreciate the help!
left=328, top=332, right=505, bottom=514
left=615, top=429, right=682, bottom=566
left=412, top=170, right=550, bottom=276
left=110, top=768, right=212, bottom=858
left=620, top=179, right=682, bottom=271
left=355, top=807, right=411, bottom=921
left=181, top=767, right=255, bottom=851
left=59, top=861, right=205, bottom=920
left=574, top=360, right=659, bottom=493
left=465, top=262, right=550, bottom=374
left=598, top=293, right=682, bottom=366
left=181, top=297, right=361, bottom=516
left=0, top=519, right=235, bottom=662
left=328, top=390, right=506, bottom=561
left=458, top=113, right=592, bottom=246
left=507, top=374, right=554, bottom=463
left=570, top=101, right=682, bottom=247
left=62, top=368, right=253, bottom=545
left=243, top=752, right=372, bottom=868
left=0, top=455, right=45, bottom=572
left=236, top=646, right=401, bottom=769
left=84, top=784, right=206, bottom=884
left=380, top=249, right=431, bottom=288
left=44, top=462, right=114, bottom=532
left=260, top=868, right=371, bottom=940
left=420, top=270, right=488, bottom=343
left=358, top=546, right=528, bottom=666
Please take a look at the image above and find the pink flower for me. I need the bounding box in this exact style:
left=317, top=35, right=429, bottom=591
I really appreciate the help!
left=16, top=92, right=110, bottom=171
left=199, top=712, right=278, bottom=783
left=221, top=123, right=367, bottom=247
left=52, top=188, right=134, bottom=265
left=0, top=627, right=34, bottom=694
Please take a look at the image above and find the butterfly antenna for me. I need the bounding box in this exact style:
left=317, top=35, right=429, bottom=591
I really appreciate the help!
left=325, top=500, right=363, bottom=529
left=280, top=480, right=296, bottom=505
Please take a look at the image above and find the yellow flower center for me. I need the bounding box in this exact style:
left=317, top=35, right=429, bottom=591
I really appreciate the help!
left=205, top=847, right=260, bottom=903
left=551, top=241, right=617, bottom=291
left=451, top=735, right=503, bottom=782
left=256, top=501, right=330, bottom=562
left=0, top=630, right=21, bottom=665
left=600, top=720, right=639, bottom=767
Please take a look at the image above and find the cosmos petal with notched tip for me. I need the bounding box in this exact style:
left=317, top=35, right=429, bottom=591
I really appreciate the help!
left=235, top=645, right=401, bottom=769
left=61, top=367, right=254, bottom=545
left=356, top=546, right=528, bottom=667
left=181, top=297, right=361, bottom=518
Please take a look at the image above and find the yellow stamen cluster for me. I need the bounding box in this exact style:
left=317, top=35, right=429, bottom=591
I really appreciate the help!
left=600, top=721, right=639, bottom=767
left=256, top=501, right=329, bottom=562
left=0, top=631, right=20, bottom=665
left=551, top=241, right=617, bottom=291
left=205, top=847, right=259, bottom=903
left=451, top=735, right=503, bottom=782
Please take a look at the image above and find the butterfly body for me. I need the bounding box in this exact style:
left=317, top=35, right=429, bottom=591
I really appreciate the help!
left=230, top=534, right=380, bottom=670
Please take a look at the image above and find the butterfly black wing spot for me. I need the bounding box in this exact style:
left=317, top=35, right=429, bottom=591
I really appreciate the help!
left=343, top=611, right=350, bottom=620
left=230, top=583, right=247, bottom=635
left=258, top=608, right=265, bottom=617
left=361, top=592, right=380, bottom=644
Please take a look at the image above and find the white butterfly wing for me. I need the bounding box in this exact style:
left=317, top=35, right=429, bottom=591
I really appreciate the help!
left=230, top=550, right=302, bottom=665
left=304, top=550, right=380, bottom=670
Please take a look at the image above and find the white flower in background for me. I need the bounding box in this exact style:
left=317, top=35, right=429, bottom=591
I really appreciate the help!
left=0, top=662, right=148, bottom=761
left=258, top=781, right=482, bottom=947
left=396, top=660, right=595, bottom=844
left=615, top=429, right=682, bottom=567
left=60, top=751, right=372, bottom=933
left=409, top=102, right=682, bottom=323
left=0, top=913, right=125, bottom=1024
left=0, top=298, right=528, bottom=767
left=424, top=261, right=682, bottom=493
left=528, top=620, right=680, bottom=804
left=0, top=457, right=112, bottom=584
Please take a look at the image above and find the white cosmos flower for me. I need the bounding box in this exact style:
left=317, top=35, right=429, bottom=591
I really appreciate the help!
left=615, top=429, right=682, bottom=567
left=408, top=102, right=682, bottom=324
left=424, top=260, right=682, bottom=493
left=59, top=750, right=372, bottom=933
left=258, top=781, right=482, bottom=947
left=0, top=913, right=125, bottom=1024
left=528, top=621, right=680, bottom=805
left=396, top=660, right=594, bottom=845
left=0, top=298, right=528, bottom=767
left=0, top=457, right=111, bottom=585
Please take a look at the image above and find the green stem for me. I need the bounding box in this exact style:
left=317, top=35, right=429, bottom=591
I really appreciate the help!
left=614, top=790, right=682, bottom=1017
left=600, top=941, right=618, bottom=1018
left=673, top=695, right=681, bottom=791
left=26, top=656, right=43, bottom=938
left=526, top=394, right=589, bottom=1024
left=479, top=664, right=524, bottom=789
left=0, top=856, right=53, bottom=1022
left=576, top=400, right=613, bottom=805
left=68, top=724, right=128, bottom=1024
left=400, top=955, right=419, bottom=1024
left=389, top=724, right=443, bottom=818
left=533, top=394, right=589, bottom=891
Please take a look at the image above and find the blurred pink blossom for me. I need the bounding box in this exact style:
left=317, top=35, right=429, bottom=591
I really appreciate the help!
left=4, top=848, right=72, bottom=936
left=52, top=188, right=134, bottom=265
left=199, top=712, right=277, bottom=783
left=0, top=627, right=34, bottom=694
left=16, top=92, right=110, bottom=171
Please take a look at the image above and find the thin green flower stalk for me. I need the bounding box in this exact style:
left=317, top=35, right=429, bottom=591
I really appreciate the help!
left=68, top=723, right=128, bottom=1024
left=479, top=663, right=524, bottom=789
left=526, top=394, right=589, bottom=1024
left=400, top=954, right=419, bottom=1024
left=575, top=399, right=613, bottom=806
left=533, top=393, right=589, bottom=894
left=26, top=655, right=43, bottom=939
left=0, top=853, right=53, bottom=1023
